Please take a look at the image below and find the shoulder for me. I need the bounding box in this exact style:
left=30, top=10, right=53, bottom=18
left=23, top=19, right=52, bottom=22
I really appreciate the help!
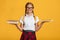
left=35, top=16, right=38, bottom=17
left=20, top=15, right=25, bottom=19
left=34, top=16, right=39, bottom=19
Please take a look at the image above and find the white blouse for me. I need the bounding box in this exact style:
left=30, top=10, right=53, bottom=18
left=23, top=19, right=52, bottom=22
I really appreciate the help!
left=19, top=14, right=39, bottom=31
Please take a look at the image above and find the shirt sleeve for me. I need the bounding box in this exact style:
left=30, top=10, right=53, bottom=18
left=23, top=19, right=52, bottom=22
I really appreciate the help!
left=19, top=16, right=23, bottom=24
left=35, top=16, right=40, bottom=23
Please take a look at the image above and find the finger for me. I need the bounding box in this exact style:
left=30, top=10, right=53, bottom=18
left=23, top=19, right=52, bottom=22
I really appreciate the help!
left=7, top=20, right=19, bottom=24
left=40, top=19, right=53, bottom=22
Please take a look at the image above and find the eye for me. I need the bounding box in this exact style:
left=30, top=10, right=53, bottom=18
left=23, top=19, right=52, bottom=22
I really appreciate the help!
left=27, top=7, right=33, bottom=9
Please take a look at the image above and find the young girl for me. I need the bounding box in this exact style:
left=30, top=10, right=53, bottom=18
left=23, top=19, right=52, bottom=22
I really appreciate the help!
left=14, top=2, right=52, bottom=40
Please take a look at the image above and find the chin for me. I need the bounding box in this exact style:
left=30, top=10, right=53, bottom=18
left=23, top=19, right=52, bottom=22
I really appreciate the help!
left=29, top=11, right=32, bottom=13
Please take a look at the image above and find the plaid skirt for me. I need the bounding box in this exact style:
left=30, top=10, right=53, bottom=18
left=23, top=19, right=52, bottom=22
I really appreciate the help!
left=20, top=30, right=37, bottom=40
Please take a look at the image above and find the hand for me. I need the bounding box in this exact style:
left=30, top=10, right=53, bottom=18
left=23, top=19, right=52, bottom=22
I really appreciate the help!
left=7, top=20, right=18, bottom=25
left=41, top=19, right=53, bottom=23
left=35, top=19, right=53, bottom=32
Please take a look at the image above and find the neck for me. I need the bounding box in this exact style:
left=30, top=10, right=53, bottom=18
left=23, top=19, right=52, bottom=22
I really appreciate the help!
left=27, top=12, right=33, bottom=16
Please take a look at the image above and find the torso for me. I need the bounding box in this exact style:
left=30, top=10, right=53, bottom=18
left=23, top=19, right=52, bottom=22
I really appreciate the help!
left=23, top=14, right=36, bottom=31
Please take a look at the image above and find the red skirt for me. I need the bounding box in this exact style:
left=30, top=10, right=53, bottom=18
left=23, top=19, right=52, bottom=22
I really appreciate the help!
left=20, top=30, right=37, bottom=40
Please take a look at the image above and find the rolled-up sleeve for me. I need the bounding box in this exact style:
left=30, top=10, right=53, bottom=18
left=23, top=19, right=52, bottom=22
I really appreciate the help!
left=19, top=16, right=23, bottom=24
left=35, top=16, right=40, bottom=23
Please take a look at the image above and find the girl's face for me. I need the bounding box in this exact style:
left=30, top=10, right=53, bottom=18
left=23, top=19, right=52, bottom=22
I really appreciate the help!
left=26, top=4, right=34, bottom=13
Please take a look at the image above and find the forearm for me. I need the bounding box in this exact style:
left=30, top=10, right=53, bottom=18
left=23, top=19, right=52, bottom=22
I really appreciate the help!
left=15, top=24, right=23, bottom=32
left=35, top=22, right=44, bottom=31
left=35, top=19, right=52, bottom=31
left=39, top=22, right=44, bottom=29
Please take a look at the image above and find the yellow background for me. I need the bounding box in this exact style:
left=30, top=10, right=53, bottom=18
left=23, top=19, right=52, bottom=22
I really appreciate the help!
left=0, top=0, right=60, bottom=40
